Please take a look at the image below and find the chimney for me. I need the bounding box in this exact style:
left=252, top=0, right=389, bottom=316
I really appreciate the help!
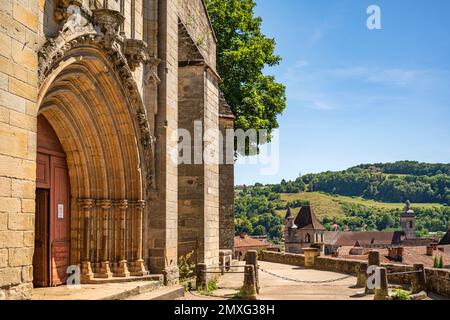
left=426, top=246, right=434, bottom=256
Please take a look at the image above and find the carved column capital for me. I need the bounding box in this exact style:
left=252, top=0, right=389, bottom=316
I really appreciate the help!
left=97, top=199, right=113, bottom=210
left=77, top=198, right=95, bottom=210
left=124, top=39, right=150, bottom=71
left=114, top=199, right=129, bottom=210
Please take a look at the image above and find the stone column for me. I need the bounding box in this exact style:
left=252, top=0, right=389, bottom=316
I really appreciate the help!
left=245, top=250, right=259, bottom=293
left=78, top=199, right=95, bottom=282
left=368, top=250, right=380, bottom=267
left=115, top=200, right=130, bottom=277
left=97, top=200, right=113, bottom=278
left=356, top=262, right=368, bottom=288
left=196, top=263, right=207, bottom=289
left=131, top=200, right=149, bottom=276
left=241, top=265, right=257, bottom=300
left=411, top=264, right=426, bottom=294
left=219, top=94, right=235, bottom=252
left=147, top=0, right=179, bottom=284
left=374, top=267, right=389, bottom=300
left=366, top=251, right=381, bottom=294
left=178, top=63, right=220, bottom=267
left=303, top=248, right=320, bottom=268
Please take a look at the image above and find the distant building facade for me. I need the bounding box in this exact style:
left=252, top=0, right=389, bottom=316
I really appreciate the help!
left=285, top=201, right=436, bottom=255
left=234, top=233, right=270, bottom=261
left=284, top=206, right=325, bottom=254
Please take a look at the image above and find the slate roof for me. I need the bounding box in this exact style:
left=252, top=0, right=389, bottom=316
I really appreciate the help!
left=439, top=229, right=450, bottom=246
left=293, top=206, right=325, bottom=230
left=219, top=92, right=235, bottom=119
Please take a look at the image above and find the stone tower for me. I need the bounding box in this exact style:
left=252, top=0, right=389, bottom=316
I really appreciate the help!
left=401, top=200, right=416, bottom=238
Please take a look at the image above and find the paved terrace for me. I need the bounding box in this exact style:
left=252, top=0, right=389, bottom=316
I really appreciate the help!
left=186, top=261, right=446, bottom=300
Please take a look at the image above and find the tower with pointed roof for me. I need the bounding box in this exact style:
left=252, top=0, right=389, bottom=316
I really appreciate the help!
left=284, top=205, right=326, bottom=253
left=401, top=200, right=416, bottom=239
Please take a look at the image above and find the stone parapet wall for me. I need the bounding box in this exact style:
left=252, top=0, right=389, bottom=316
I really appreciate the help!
left=260, top=251, right=305, bottom=268
left=425, top=268, right=450, bottom=298
left=314, top=256, right=362, bottom=276
left=260, top=251, right=450, bottom=298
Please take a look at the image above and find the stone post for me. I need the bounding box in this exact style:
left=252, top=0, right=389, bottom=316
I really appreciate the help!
left=411, top=264, right=426, bottom=294
left=78, top=199, right=95, bottom=282
left=366, top=251, right=381, bottom=294
left=245, top=250, right=259, bottom=293
left=97, top=200, right=113, bottom=278
left=356, top=262, right=368, bottom=288
left=303, top=248, right=320, bottom=268
left=115, top=200, right=130, bottom=277
left=241, top=265, right=257, bottom=300
left=196, top=263, right=207, bottom=289
left=374, top=267, right=389, bottom=300
left=131, top=200, right=148, bottom=276
left=368, top=251, right=380, bottom=267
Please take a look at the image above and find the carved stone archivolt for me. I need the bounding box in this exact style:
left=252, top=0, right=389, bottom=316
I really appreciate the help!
left=39, top=3, right=156, bottom=191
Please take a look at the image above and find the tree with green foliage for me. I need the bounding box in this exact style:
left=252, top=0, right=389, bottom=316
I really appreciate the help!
left=439, top=256, right=444, bottom=269
left=434, top=256, right=439, bottom=268
left=205, top=0, right=286, bottom=154
left=253, top=225, right=267, bottom=236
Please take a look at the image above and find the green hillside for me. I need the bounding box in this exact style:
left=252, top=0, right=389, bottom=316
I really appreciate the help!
left=276, top=192, right=445, bottom=219
left=235, top=161, right=450, bottom=240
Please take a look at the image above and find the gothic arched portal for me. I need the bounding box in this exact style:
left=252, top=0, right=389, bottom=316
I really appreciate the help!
left=36, top=9, right=154, bottom=282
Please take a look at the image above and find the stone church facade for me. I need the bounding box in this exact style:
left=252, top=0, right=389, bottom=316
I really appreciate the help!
left=0, top=0, right=234, bottom=299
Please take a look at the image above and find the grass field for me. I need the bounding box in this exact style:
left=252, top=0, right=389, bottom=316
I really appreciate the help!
left=275, top=192, right=445, bottom=219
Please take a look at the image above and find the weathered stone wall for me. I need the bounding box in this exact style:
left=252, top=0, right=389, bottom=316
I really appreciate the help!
left=0, top=0, right=40, bottom=300
left=314, top=256, right=362, bottom=276
left=203, top=70, right=220, bottom=266
left=425, top=268, right=450, bottom=298
left=218, top=115, right=234, bottom=251
left=177, top=63, right=219, bottom=267
left=147, top=0, right=179, bottom=283
left=260, top=251, right=305, bottom=268
left=177, top=0, right=216, bottom=69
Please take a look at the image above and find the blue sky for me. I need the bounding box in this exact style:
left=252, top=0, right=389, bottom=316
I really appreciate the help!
left=235, top=0, right=450, bottom=185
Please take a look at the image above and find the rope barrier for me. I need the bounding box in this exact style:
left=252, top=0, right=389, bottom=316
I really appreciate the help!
left=202, top=271, right=247, bottom=274
left=259, top=268, right=353, bottom=284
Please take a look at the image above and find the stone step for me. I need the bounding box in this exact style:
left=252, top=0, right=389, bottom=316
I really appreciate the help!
left=100, top=280, right=163, bottom=300
left=125, top=285, right=185, bottom=300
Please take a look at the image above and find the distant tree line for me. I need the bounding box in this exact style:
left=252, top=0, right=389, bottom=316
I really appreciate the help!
left=265, top=161, right=450, bottom=204
left=321, top=203, right=450, bottom=236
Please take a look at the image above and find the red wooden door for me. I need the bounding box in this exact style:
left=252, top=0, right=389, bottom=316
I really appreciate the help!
left=33, top=189, right=49, bottom=287
left=34, top=115, right=71, bottom=287
left=49, top=156, right=70, bottom=286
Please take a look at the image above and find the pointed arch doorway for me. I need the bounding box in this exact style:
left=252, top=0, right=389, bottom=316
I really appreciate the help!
left=33, top=115, right=71, bottom=287
left=34, top=36, right=154, bottom=286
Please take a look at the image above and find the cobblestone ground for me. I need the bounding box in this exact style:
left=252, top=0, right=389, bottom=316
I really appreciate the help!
left=185, top=261, right=446, bottom=300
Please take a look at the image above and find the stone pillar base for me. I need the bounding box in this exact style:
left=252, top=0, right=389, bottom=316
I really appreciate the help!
left=130, top=259, right=149, bottom=276
left=81, top=261, right=94, bottom=282
left=95, top=261, right=113, bottom=278
left=113, top=260, right=130, bottom=277
left=163, top=266, right=180, bottom=286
